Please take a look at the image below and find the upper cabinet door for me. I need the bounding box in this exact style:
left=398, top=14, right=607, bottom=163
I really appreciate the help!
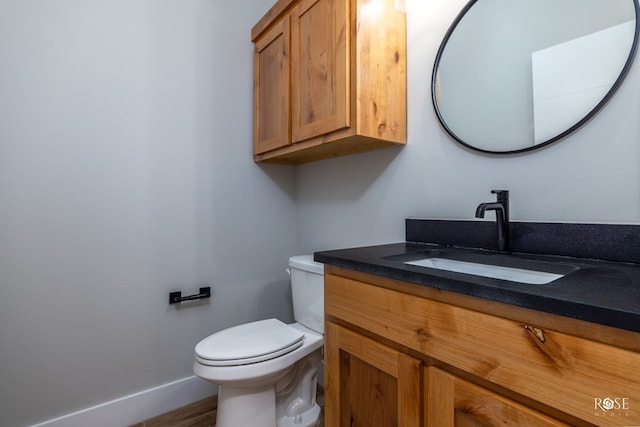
left=253, top=17, right=291, bottom=155
left=290, top=0, right=350, bottom=143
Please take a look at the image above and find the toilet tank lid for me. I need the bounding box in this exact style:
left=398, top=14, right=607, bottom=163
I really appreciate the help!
left=289, top=255, right=324, bottom=275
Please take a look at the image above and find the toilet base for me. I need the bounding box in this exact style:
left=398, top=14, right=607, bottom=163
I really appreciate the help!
left=277, top=403, right=321, bottom=427
left=216, top=385, right=321, bottom=427
left=213, top=349, right=322, bottom=427
left=217, top=385, right=276, bottom=427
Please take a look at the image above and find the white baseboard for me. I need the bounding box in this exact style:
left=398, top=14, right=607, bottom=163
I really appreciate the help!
left=30, top=376, right=217, bottom=427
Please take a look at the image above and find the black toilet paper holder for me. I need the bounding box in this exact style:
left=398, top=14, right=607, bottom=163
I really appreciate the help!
left=169, top=286, right=211, bottom=304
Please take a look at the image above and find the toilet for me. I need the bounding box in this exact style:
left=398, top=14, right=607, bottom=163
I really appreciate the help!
left=193, top=255, right=324, bottom=427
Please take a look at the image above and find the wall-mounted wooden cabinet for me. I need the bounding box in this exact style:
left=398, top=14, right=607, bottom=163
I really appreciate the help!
left=325, top=266, right=640, bottom=426
left=252, top=0, right=406, bottom=164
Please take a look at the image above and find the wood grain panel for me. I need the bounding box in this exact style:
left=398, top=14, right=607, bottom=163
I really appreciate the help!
left=426, top=366, right=572, bottom=427
left=354, top=0, right=406, bottom=143
left=326, top=273, right=640, bottom=425
left=291, top=0, right=349, bottom=142
left=325, top=321, right=422, bottom=427
left=253, top=17, right=291, bottom=154
left=346, top=354, right=398, bottom=426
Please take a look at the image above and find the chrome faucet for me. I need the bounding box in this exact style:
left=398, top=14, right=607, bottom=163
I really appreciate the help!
left=475, top=190, right=510, bottom=253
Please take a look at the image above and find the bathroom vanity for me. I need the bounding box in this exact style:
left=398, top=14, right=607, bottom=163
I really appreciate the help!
left=316, top=220, right=640, bottom=426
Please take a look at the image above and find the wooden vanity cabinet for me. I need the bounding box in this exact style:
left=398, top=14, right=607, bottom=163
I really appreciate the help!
left=425, top=366, right=572, bottom=427
left=324, top=321, right=422, bottom=427
left=324, top=266, right=640, bottom=426
left=251, top=0, right=406, bottom=164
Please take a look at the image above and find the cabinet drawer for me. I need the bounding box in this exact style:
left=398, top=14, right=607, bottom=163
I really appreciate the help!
left=325, top=273, right=640, bottom=425
left=425, top=366, right=571, bottom=426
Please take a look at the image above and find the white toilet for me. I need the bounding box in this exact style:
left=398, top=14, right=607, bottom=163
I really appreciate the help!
left=193, top=255, right=324, bottom=427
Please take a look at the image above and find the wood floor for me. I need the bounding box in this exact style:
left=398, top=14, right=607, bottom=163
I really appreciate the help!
left=129, top=395, right=217, bottom=427
left=130, top=387, right=324, bottom=427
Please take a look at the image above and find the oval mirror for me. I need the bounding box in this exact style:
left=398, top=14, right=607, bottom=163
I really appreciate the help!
left=432, top=0, right=640, bottom=154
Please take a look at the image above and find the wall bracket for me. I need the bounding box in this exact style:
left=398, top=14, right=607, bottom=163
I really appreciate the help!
left=169, top=286, right=211, bottom=305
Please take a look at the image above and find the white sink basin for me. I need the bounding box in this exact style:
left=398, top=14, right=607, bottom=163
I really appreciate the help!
left=405, top=257, right=564, bottom=285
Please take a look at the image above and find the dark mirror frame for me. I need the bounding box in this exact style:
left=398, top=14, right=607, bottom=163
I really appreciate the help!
left=432, top=0, right=640, bottom=155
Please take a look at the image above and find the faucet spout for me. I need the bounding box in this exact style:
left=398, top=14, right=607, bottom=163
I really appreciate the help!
left=475, top=202, right=504, bottom=219
left=475, top=190, right=510, bottom=253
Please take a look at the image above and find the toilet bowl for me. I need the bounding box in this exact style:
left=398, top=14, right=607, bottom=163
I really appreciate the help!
left=193, top=255, right=324, bottom=427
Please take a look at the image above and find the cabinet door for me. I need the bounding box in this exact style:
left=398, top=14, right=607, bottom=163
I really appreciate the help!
left=425, top=366, right=571, bottom=427
left=291, top=0, right=350, bottom=143
left=253, top=16, right=290, bottom=154
left=325, top=321, right=422, bottom=427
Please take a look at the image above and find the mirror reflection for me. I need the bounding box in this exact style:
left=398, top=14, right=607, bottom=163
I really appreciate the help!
left=432, top=0, right=639, bottom=154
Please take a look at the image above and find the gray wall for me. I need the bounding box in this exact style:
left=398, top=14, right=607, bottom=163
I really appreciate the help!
left=296, top=0, right=640, bottom=253
left=2, top=0, right=640, bottom=425
left=0, top=1, right=295, bottom=426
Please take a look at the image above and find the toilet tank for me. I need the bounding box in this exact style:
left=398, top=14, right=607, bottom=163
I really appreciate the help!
left=288, top=255, right=324, bottom=334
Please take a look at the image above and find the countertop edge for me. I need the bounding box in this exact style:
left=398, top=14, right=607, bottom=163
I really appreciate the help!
left=315, top=242, right=640, bottom=334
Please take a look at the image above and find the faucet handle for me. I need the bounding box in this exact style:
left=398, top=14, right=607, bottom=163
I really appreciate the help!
left=491, top=190, right=509, bottom=200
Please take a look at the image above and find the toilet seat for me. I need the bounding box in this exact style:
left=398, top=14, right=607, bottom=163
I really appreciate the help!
left=195, top=319, right=304, bottom=367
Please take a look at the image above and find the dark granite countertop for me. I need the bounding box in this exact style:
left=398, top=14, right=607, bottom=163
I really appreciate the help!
left=314, top=219, right=640, bottom=333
